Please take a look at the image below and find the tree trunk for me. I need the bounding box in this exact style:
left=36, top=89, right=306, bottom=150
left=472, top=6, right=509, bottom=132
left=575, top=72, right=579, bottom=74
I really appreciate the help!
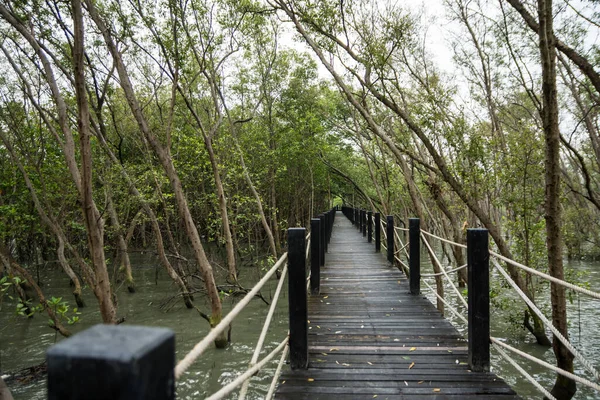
left=538, top=0, right=576, bottom=397
left=107, top=194, right=135, bottom=293
left=86, top=0, right=225, bottom=346
left=204, top=134, right=237, bottom=282
left=72, top=0, right=116, bottom=324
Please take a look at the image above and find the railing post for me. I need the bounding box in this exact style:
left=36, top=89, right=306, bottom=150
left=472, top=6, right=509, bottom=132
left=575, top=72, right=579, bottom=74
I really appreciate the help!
left=374, top=213, right=381, bottom=252
left=467, top=228, right=490, bottom=372
left=367, top=211, right=373, bottom=243
left=319, top=214, right=326, bottom=266
left=310, top=219, right=321, bottom=295
left=362, top=210, right=367, bottom=237
left=386, top=216, right=394, bottom=264
left=409, top=218, right=420, bottom=295
left=357, top=209, right=362, bottom=232
left=288, top=227, right=308, bottom=370
left=47, top=325, right=175, bottom=400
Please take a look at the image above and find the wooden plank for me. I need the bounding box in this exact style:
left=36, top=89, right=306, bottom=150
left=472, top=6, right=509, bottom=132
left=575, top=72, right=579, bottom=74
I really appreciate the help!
left=275, top=212, right=520, bottom=399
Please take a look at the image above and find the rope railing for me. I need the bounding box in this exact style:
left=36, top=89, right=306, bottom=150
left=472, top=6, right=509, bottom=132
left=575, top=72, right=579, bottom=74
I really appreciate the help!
left=422, top=279, right=467, bottom=325
left=421, top=233, right=468, bottom=309
left=490, top=250, right=600, bottom=300
left=175, top=252, right=288, bottom=379
left=206, top=337, right=290, bottom=400
left=393, top=230, right=410, bottom=259
left=421, top=229, right=467, bottom=249
left=238, top=262, right=289, bottom=400
left=394, top=226, right=409, bottom=232
left=490, top=337, right=600, bottom=392
left=491, top=258, right=600, bottom=381
left=492, top=342, right=557, bottom=400
left=421, top=263, right=467, bottom=278
left=265, top=340, right=290, bottom=400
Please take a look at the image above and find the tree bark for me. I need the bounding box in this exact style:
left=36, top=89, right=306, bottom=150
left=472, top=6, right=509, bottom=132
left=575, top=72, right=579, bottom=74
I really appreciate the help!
left=537, top=0, right=576, bottom=397
left=86, top=0, right=225, bottom=346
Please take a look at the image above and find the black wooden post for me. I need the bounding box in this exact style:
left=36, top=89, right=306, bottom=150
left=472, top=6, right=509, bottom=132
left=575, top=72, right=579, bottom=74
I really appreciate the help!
left=374, top=213, right=381, bottom=252
left=319, top=214, right=326, bottom=266
left=386, top=215, right=394, bottom=264
left=467, top=228, right=490, bottom=372
left=310, top=219, right=321, bottom=295
left=47, top=324, right=175, bottom=400
left=288, top=227, right=308, bottom=370
left=367, top=211, right=373, bottom=243
left=409, top=218, right=421, bottom=295
left=362, top=210, right=367, bottom=237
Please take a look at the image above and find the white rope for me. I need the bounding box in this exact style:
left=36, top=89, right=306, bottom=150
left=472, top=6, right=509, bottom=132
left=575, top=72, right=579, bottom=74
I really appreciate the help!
left=394, top=254, right=409, bottom=274
left=421, top=229, right=467, bottom=249
left=490, top=250, right=600, bottom=300
left=175, top=253, right=288, bottom=379
left=265, top=342, right=289, bottom=400
left=305, top=233, right=311, bottom=241
left=492, top=343, right=556, bottom=400
left=421, top=264, right=467, bottom=278
left=490, top=337, right=600, bottom=392
left=381, top=220, right=388, bottom=240
left=394, top=226, right=409, bottom=232
left=394, top=230, right=410, bottom=258
left=238, top=264, right=288, bottom=400
left=422, top=279, right=468, bottom=325
left=394, top=242, right=408, bottom=255
left=421, top=233, right=468, bottom=309
left=305, top=238, right=311, bottom=261
left=491, top=259, right=600, bottom=381
left=206, top=337, right=290, bottom=400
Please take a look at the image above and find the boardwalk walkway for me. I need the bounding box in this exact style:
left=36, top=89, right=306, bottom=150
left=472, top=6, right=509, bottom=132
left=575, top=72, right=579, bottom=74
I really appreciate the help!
left=275, top=211, right=519, bottom=399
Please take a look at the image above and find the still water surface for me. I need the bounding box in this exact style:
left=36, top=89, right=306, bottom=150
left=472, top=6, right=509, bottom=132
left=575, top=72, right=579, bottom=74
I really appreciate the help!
left=1, top=251, right=599, bottom=399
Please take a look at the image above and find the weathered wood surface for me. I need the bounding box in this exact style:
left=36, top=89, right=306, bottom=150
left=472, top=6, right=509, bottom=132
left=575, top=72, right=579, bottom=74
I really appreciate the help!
left=275, top=211, right=519, bottom=399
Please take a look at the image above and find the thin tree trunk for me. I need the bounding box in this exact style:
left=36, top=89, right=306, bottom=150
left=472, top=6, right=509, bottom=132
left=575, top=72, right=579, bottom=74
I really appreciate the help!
left=538, top=0, right=576, bottom=397
left=86, top=0, right=225, bottom=345
left=107, top=194, right=135, bottom=293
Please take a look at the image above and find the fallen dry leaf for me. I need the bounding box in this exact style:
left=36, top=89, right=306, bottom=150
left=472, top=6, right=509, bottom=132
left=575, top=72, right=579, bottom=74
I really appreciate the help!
left=433, top=388, right=441, bottom=392
left=367, top=361, right=373, bottom=365
left=307, top=378, right=315, bottom=382
left=409, top=347, right=417, bottom=351
left=417, top=381, right=424, bottom=384
left=408, top=362, right=415, bottom=369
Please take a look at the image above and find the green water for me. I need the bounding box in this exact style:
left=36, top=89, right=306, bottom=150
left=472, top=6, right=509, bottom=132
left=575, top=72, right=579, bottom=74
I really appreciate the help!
left=1, top=252, right=289, bottom=400
left=421, top=255, right=600, bottom=400
left=1, top=250, right=599, bottom=399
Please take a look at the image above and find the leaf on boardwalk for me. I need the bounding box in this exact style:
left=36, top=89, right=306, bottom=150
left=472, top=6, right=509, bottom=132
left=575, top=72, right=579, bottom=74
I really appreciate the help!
left=402, top=356, right=411, bottom=360
left=308, top=320, right=310, bottom=324
left=317, top=325, right=321, bottom=329
left=408, top=362, right=415, bottom=369
left=307, top=378, right=314, bottom=382
left=367, top=361, right=373, bottom=365
left=335, top=330, right=342, bottom=334
left=342, top=363, right=350, bottom=366
left=336, top=360, right=340, bottom=364
left=404, top=381, right=408, bottom=386
left=418, top=381, right=424, bottom=384
left=409, top=347, right=417, bottom=351
left=322, top=353, right=328, bottom=356
left=323, top=296, right=329, bottom=299
left=433, top=388, right=441, bottom=392
left=373, top=395, right=378, bottom=398
left=330, top=347, right=339, bottom=351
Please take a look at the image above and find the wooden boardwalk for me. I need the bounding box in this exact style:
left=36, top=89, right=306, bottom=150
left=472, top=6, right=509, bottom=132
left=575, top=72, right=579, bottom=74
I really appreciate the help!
left=275, top=211, right=519, bottom=399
